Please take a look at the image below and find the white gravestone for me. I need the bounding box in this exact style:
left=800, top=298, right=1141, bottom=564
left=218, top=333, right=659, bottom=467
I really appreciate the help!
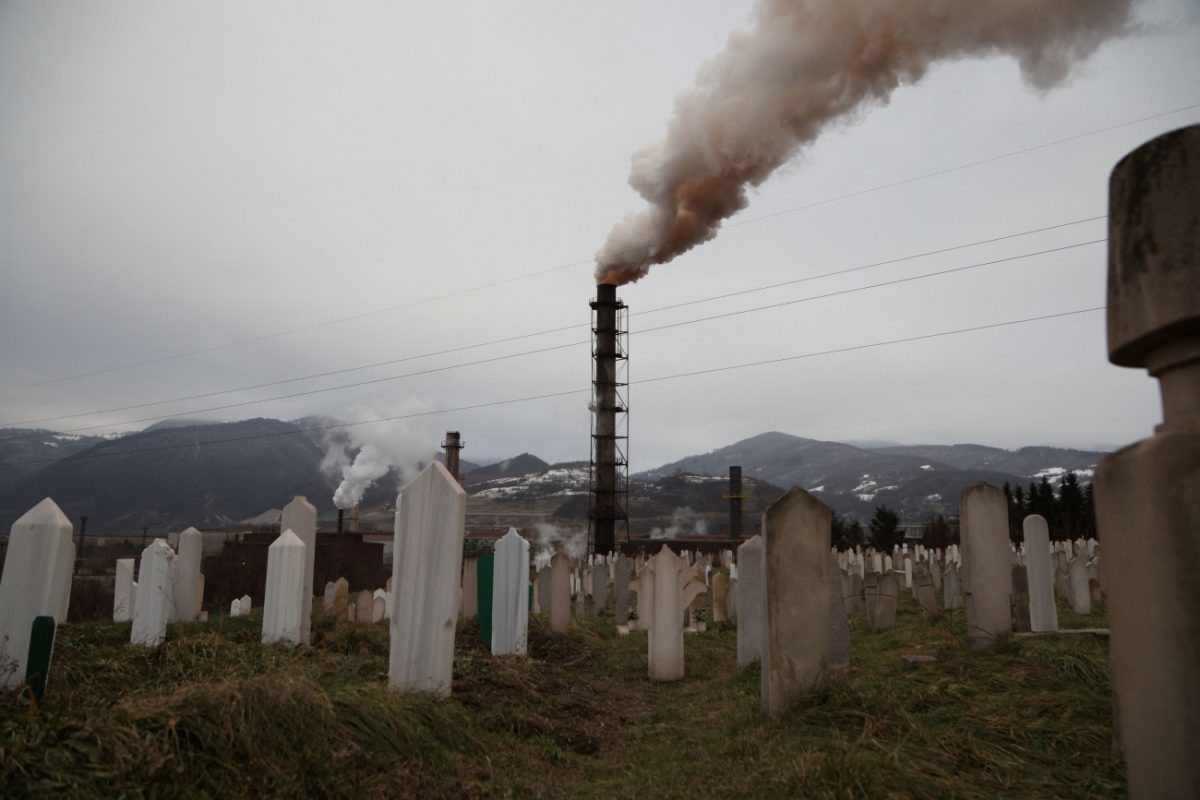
left=736, top=534, right=764, bottom=669
left=173, top=527, right=204, bottom=622
left=0, top=498, right=75, bottom=689
left=113, top=558, right=136, bottom=623
left=388, top=462, right=466, bottom=695
left=1068, top=556, right=1092, bottom=614
left=613, top=555, right=631, bottom=623
left=642, top=547, right=707, bottom=681
left=131, top=539, right=176, bottom=647
left=762, top=488, right=831, bottom=717
left=262, top=529, right=306, bottom=647
left=491, top=529, right=530, bottom=656
left=281, top=496, right=318, bottom=644
left=960, top=483, right=1013, bottom=649
left=1022, top=515, right=1058, bottom=632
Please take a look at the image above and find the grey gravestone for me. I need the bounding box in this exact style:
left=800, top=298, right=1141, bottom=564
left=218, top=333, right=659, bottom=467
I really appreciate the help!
left=828, top=555, right=849, bottom=671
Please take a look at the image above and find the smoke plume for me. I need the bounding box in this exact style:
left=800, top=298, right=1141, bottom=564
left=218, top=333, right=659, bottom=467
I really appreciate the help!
left=319, top=404, right=434, bottom=510
left=595, top=0, right=1133, bottom=285
left=530, top=522, right=588, bottom=566
left=650, top=506, right=709, bottom=540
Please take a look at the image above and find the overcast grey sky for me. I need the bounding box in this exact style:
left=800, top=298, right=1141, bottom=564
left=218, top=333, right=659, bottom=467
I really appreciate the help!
left=2, top=1, right=1198, bottom=471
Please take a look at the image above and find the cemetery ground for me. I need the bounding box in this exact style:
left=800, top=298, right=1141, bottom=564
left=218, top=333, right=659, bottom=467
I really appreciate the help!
left=2, top=594, right=1117, bottom=799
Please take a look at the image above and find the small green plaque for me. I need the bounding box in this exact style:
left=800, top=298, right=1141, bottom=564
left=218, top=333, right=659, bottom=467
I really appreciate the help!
left=25, top=615, right=56, bottom=703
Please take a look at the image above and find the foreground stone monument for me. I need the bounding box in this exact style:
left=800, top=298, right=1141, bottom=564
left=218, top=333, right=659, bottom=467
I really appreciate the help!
left=0, top=498, right=75, bottom=689
left=1094, top=124, right=1200, bottom=798
left=262, top=530, right=306, bottom=647
left=1022, top=515, right=1058, bottom=632
left=491, top=529, right=530, bottom=656
left=761, top=488, right=831, bottom=718
left=281, top=496, right=318, bottom=644
left=113, top=558, right=136, bottom=623
left=642, top=547, right=707, bottom=681
left=959, top=483, right=1012, bottom=650
left=736, top=535, right=764, bottom=669
left=388, top=463, right=466, bottom=695
left=548, top=554, right=571, bottom=634
left=131, top=540, right=176, bottom=647
left=173, top=527, right=204, bottom=622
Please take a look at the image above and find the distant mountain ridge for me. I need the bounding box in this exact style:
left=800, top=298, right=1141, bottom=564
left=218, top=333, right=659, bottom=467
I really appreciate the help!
left=637, top=431, right=1104, bottom=519
left=0, top=419, right=1107, bottom=531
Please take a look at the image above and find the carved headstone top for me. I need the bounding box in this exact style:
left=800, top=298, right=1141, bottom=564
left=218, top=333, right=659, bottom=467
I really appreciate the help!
left=1108, top=124, right=1199, bottom=369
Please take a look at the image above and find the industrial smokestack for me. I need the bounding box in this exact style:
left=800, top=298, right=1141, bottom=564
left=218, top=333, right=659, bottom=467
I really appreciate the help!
left=442, top=431, right=465, bottom=485
left=728, top=466, right=744, bottom=538
left=595, top=0, right=1133, bottom=285
left=337, top=508, right=345, bottom=534
left=589, top=283, right=629, bottom=555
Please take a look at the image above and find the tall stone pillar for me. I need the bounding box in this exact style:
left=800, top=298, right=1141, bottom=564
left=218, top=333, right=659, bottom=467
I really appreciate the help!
left=1094, top=123, right=1200, bottom=799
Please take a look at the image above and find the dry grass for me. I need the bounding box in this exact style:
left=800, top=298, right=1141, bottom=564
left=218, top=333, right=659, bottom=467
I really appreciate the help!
left=1, top=593, right=1119, bottom=798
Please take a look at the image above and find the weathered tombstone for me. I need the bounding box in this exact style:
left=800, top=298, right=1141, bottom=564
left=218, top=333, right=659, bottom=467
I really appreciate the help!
left=230, top=598, right=242, bottom=617
left=726, top=578, right=738, bottom=621
left=322, top=581, right=337, bottom=614
left=847, top=572, right=863, bottom=613
left=914, top=563, right=938, bottom=621
left=942, top=565, right=960, bottom=611
left=1022, top=515, right=1058, bottom=632
left=25, top=616, right=56, bottom=703
left=1054, top=565, right=1071, bottom=601
left=548, top=554, right=571, bottom=634
left=113, top=558, right=136, bottom=623
left=960, top=483, right=1013, bottom=649
left=711, top=572, right=730, bottom=623
left=131, top=539, right=176, bottom=647
left=0, top=498, right=75, bottom=689
left=355, top=590, right=374, bottom=625
left=590, top=561, right=608, bottom=615
left=372, top=592, right=386, bottom=624
left=643, top=547, right=707, bottom=681
left=240, top=594, right=252, bottom=615
left=863, top=572, right=880, bottom=628
left=828, top=554, right=849, bottom=671
left=460, top=558, right=478, bottom=618
left=347, top=602, right=357, bottom=623
left=536, top=565, right=552, bottom=615
left=281, top=496, right=317, bottom=644
left=761, top=488, right=831, bottom=717
left=1092, top=124, right=1200, bottom=797
left=930, top=557, right=942, bottom=591
left=1011, top=564, right=1031, bottom=634
left=870, top=573, right=899, bottom=631
left=388, top=462, right=466, bottom=695
left=332, top=578, right=349, bottom=620
left=1088, top=579, right=1104, bottom=611
left=262, top=529, right=306, bottom=647
left=477, top=552, right=494, bottom=643
left=491, top=529, right=530, bottom=656
left=1068, top=557, right=1092, bottom=614
left=173, top=527, right=204, bottom=622
left=736, top=535, right=764, bottom=669
left=613, top=555, right=631, bottom=623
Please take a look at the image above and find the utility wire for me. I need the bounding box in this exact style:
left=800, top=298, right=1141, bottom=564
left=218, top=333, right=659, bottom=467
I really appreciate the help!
left=0, top=237, right=1103, bottom=440
left=4, top=99, right=1192, bottom=393
left=0, top=215, right=1104, bottom=429
left=0, top=306, right=1104, bottom=467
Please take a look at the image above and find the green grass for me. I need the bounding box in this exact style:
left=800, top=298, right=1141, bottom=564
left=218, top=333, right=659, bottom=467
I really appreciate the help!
left=1, top=595, right=1120, bottom=798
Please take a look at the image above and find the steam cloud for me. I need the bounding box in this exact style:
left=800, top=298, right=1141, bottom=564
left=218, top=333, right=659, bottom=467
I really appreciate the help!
left=595, top=0, right=1133, bottom=286
left=319, top=404, right=434, bottom=510
left=530, top=522, right=588, bottom=566
left=650, top=506, right=709, bottom=540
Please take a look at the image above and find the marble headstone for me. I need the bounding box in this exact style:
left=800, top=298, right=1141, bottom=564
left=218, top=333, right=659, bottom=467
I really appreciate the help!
left=491, top=529, right=530, bottom=656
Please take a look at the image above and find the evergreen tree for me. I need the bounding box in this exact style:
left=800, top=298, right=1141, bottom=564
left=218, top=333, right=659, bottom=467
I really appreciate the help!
left=1058, top=472, right=1085, bottom=540
left=868, top=506, right=903, bottom=551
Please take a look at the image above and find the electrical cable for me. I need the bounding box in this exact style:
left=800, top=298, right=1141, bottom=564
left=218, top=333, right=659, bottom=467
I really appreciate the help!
left=4, top=99, right=1192, bottom=392
left=0, top=305, right=1104, bottom=467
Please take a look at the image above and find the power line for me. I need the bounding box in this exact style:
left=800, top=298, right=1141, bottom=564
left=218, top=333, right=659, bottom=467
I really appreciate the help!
left=0, top=306, right=1104, bottom=468
left=0, top=215, right=1104, bottom=430
left=4, top=99, right=1193, bottom=393
left=0, top=237, right=1103, bottom=439
left=1, top=237, right=1103, bottom=438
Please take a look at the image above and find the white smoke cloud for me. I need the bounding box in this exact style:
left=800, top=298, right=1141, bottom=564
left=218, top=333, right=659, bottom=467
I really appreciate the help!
left=320, top=402, right=436, bottom=510
left=650, top=506, right=709, bottom=540
left=530, top=521, right=588, bottom=566
left=595, top=0, right=1134, bottom=285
